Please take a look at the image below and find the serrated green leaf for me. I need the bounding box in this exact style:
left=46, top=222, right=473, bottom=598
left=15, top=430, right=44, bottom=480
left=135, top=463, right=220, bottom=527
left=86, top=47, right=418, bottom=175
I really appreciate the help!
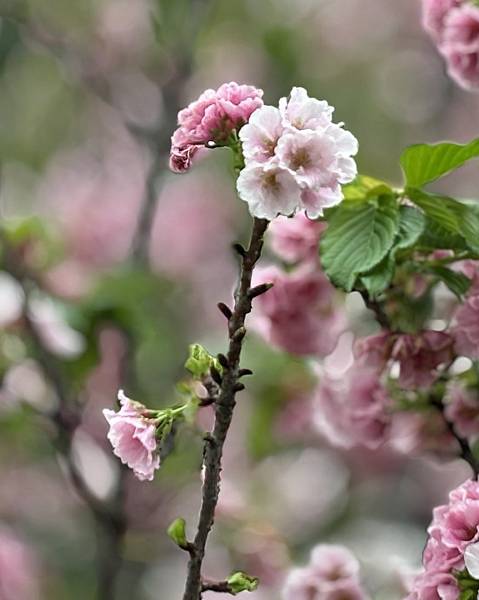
left=360, top=256, right=395, bottom=298
left=408, top=188, right=479, bottom=254
left=401, top=138, right=479, bottom=187
left=320, top=196, right=400, bottom=291
left=360, top=206, right=426, bottom=297
left=418, top=218, right=469, bottom=251
left=426, top=266, right=471, bottom=298
left=393, top=205, right=426, bottom=255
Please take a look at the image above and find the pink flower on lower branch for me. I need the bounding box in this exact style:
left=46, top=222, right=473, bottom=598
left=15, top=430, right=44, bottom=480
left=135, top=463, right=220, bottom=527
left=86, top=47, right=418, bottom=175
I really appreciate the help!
left=391, top=331, right=454, bottom=390
left=103, top=390, right=160, bottom=481
left=283, top=544, right=369, bottom=600
left=406, top=479, right=479, bottom=600
left=251, top=265, right=345, bottom=357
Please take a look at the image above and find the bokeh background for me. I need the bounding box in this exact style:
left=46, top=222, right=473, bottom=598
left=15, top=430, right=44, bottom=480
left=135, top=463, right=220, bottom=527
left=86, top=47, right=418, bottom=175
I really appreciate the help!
left=0, top=0, right=477, bottom=598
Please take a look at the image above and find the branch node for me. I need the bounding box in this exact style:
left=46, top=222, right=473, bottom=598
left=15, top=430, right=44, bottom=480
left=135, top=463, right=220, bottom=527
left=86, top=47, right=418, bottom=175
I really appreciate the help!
left=232, top=327, right=246, bottom=342
left=232, top=243, right=246, bottom=257
left=209, top=365, right=223, bottom=386
left=217, top=353, right=229, bottom=369
left=233, top=382, right=245, bottom=393
left=238, top=368, right=253, bottom=377
left=248, top=282, right=273, bottom=299
left=217, top=302, right=232, bottom=320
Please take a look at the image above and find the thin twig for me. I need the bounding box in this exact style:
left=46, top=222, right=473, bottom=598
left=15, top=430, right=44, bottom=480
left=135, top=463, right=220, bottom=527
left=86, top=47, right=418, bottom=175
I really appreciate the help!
left=182, top=218, right=268, bottom=600
left=431, top=398, right=479, bottom=479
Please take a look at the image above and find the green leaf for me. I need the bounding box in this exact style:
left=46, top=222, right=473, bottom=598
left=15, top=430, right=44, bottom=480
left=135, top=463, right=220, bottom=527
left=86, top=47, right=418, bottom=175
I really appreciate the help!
left=184, top=343, right=221, bottom=379
left=342, top=175, right=392, bottom=201
left=360, top=256, right=395, bottom=298
left=401, top=138, right=479, bottom=187
left=408, top=188, right=479, bottom=254
left=227, top=572, right=259, bottom=595
left=320, top=195, right=400, bottom=291
left=426, top=265, right=471, bottom=298
left=418, top=218, right=469, bottom=251
left=167, top=518, right=188, bottom=548
left=392, top=206, right=426, bottom=256
left=360, top=206, right=426, bottom=297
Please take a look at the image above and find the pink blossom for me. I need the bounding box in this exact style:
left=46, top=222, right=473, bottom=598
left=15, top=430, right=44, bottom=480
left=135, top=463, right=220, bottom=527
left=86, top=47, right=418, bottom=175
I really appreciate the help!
left=0, top=527, right=39, bottom=600
left=169, top=139, right=201, bottom=173
left=251, top=265, right=344, bottom=356
left=404, top=481, right=479, bottom=599
left=408, top=479, right=479, bottom=600
left=452, top=294, right=479, bottom=358
left=445, top=382, right=479, bottom=439
left=170, top=82, right=263, bottom=171
left=239, top=105, right=283, bottom=163
left=391, top=331, right=454, bottom=390
left=103, top=390, right=160, bottom=481
left=236, top=163, right=301, bottom=220
left=268, top=211, right=325, bottom=264
left=441, top=5, right=479, bottom=90
left=353, top=332, right=393, bottom=372
left=422, top=0, right=460, bottom=41
left=236, top=87, right=357, bottom=219
left=279, top=86, right=334, bottom=132
left=283, top=544, right=368, bottom=600
left=313, top=365, right=391, bottom=450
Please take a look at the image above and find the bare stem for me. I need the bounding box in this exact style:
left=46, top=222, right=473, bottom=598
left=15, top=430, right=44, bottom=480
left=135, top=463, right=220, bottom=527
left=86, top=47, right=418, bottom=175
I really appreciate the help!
left=432, top=398, right=479, bottom=479
left=182, top=217, right=269, bottom=600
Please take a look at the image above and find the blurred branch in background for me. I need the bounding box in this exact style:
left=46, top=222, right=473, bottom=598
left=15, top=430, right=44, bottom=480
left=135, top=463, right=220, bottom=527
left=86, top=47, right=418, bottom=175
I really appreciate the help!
left=0, top=0, right=214, bottom=597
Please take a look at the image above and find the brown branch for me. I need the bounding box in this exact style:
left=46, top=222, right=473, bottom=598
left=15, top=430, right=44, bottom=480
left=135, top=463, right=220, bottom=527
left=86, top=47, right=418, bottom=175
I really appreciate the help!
left=182, top=217, right=268, bottom=600
left=0, top=236, right=127, bottom=600
left=431, top=398, right=479, bottom=479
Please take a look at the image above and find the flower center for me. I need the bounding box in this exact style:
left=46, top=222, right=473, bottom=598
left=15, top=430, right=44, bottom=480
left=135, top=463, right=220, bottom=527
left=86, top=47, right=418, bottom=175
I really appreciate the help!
left=290, top=147, right=312, bottom=170
left=262, top=172, right=280, bottom=192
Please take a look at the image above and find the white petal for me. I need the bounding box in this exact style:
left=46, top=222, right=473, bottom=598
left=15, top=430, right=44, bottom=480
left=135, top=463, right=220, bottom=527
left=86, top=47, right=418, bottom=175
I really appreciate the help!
left=465, top=542, right=479, bottom=579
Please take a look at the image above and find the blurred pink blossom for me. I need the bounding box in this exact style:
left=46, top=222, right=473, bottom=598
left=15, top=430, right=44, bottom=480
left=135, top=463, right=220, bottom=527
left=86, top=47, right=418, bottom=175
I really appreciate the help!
left=391, top=331, right=454, bottom=390
left=452, top=294, right=479, bottom=359
left=0, top=526, right=39, bottom=600
left=441, top=5, right=479, bottom=90
left=268, top=211, right=325, bottom=264
left=422, top=0, right=460, bottom=41
left=353, top=331, right=393, bottom=372
left=445, top=382, right=479, bottom=439
left=251, top=265, right=344, bottom=357
left=313, top=366, right=391, bottom=450
left=283, top=544, right=368, bottom=600
left=103, top=390, right=160, bottom=481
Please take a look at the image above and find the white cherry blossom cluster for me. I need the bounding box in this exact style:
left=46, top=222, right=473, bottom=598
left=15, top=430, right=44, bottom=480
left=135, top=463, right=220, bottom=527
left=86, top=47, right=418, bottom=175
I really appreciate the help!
left=236, top=87, right=358, bottom=220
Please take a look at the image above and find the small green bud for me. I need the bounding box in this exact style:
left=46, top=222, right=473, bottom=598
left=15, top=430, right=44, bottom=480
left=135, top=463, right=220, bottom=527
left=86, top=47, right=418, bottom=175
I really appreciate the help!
left=227, top=572, right=259, bottom=595
left=167, top=518, right=188, bottom=548
left=185, top=343, right=222, bottom=379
